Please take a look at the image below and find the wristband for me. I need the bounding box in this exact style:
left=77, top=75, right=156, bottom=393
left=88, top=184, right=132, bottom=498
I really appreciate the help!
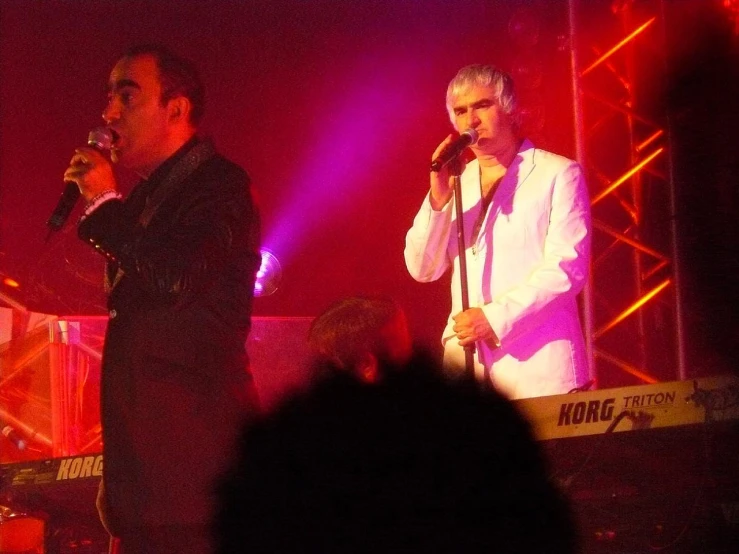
left=83, top=190, right=122, bottom=217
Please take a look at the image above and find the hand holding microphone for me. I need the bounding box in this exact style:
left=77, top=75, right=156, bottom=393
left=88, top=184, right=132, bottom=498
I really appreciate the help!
left=48, top=127, right=114, bottom=231
left=428, top=129, right=478, bottom=211
left=430, top=128, right=478, bottom=172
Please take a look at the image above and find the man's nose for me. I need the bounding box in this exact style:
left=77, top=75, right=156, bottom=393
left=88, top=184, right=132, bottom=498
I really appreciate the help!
left=102, top=101, right=119, bottom=124
left=468, top=111, right=481, bottom=128
left=459, top=113, right=478, bottom=132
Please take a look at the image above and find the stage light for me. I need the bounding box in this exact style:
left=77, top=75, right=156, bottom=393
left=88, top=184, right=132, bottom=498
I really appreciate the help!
left=254, top=248, right=282, bottom=297
left=723, top=0, right=739, bottom=35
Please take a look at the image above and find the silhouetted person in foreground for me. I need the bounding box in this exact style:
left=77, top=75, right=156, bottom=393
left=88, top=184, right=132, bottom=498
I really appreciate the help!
left=214, top=351, right=578, bottom=553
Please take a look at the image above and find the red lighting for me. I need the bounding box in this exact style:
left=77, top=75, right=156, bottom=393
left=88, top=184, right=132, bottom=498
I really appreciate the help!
left=724, top=0, right=739, bottom=35
left=3, top=277, right=20, bottom=289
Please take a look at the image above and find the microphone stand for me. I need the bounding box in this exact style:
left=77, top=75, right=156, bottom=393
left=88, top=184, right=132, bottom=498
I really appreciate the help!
left=449, top=157, right=476, bottom=379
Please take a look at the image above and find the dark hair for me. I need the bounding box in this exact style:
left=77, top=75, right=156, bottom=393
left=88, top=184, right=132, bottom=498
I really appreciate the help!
left=121, top=44, right=205, bottom=125
left=307, top=296, right=406, bottom=371
left=215, top=351, right=578, bottom=553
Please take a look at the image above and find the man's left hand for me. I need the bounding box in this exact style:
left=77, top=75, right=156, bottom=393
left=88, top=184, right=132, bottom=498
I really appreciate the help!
left=452, top=308, right=500, bottom=348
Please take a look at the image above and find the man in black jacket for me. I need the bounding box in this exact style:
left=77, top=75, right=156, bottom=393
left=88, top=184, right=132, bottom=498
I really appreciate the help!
left=63, top=44, right=261, bottom=553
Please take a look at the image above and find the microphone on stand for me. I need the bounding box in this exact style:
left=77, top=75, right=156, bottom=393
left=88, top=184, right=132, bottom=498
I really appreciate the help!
left=430, top=129, right=479, bottom=172
left=46, top=127, right=113, bottom=231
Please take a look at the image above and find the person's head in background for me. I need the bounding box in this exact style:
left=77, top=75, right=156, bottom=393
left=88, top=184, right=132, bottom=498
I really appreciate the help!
left=307, top=296, right=413, bottom=383
left=214, top=351, right=578, bottom=554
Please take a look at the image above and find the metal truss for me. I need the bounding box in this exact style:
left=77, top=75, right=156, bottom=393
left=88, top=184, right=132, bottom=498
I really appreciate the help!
left=568, top=0, right=686, bottom=387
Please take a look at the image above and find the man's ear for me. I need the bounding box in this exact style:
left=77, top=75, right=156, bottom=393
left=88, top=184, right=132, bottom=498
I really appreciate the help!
left=356, top=352, right=380, bottom=384
left=168, top=96, right=191, bottom=123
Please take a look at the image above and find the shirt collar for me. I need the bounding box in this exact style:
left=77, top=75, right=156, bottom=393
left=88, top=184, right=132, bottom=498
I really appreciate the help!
left=145, top=134, right=200, bottom=187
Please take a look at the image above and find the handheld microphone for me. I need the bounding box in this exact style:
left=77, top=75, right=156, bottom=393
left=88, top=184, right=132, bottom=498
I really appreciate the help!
left=430, top=129, right=479, bottom=172
left=47, top=127, right=113, bottom=231
left=1, top=421, right=27, bottom=451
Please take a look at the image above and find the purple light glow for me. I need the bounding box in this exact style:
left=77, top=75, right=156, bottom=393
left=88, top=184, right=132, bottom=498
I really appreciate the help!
left=262, top=63, right=415, bottom=266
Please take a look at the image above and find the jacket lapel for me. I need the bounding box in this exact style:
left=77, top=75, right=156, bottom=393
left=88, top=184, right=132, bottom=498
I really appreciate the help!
left=139, top=139, right=215, bottom=229
left=106, top=140, right=216, bottom=293
left=486, top=140, right=537, bottom=223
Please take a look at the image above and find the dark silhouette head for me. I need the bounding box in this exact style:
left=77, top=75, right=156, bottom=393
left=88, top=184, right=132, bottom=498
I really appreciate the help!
left=307, top=296, right=413, bottom=383
left=215, top=351, right=578, bottom=553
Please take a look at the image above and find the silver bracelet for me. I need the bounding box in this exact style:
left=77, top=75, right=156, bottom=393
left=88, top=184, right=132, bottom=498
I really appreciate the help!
left=84, top=190, right=122, bottom=216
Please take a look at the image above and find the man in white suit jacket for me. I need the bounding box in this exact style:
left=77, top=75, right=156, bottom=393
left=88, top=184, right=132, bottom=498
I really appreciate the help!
left=405, top=64, right=591, bottom=399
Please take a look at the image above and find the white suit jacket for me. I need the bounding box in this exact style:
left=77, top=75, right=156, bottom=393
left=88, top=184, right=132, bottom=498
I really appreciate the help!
left=404, top=140, right=591, bottom=399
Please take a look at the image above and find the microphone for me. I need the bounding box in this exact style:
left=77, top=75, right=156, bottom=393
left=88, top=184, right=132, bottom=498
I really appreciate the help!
left=47, top=127, right=113, bottom=231
left=1, top=421, right=27, bottom=450
left=430, top=129, right=479, bottom=172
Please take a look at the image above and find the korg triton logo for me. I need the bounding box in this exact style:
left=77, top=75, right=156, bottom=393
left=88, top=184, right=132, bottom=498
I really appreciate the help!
left=56, top=454, right=104, bottom=481
left=557, top=390, right=677, bottom=426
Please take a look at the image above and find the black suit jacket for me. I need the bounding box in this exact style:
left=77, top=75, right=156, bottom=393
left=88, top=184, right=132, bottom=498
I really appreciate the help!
left=78, top=138, right=261, bottom=530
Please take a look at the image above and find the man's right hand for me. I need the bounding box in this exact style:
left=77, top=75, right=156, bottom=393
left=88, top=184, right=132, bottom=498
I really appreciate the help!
left=429, top=134, right=459, bottom=211
left=63, top=146, right=117, bottom=202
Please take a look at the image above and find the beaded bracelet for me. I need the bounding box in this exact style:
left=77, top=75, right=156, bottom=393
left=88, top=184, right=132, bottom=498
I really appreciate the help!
left=83, top=190, right=122, bottom=217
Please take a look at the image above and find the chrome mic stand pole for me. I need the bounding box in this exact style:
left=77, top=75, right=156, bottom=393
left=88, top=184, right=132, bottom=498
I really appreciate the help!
left=449, top=157, right=476, bottom=379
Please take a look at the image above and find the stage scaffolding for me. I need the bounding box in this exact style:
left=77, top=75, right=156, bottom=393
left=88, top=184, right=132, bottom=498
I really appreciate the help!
left=568, top=0, right=686, bottom=387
